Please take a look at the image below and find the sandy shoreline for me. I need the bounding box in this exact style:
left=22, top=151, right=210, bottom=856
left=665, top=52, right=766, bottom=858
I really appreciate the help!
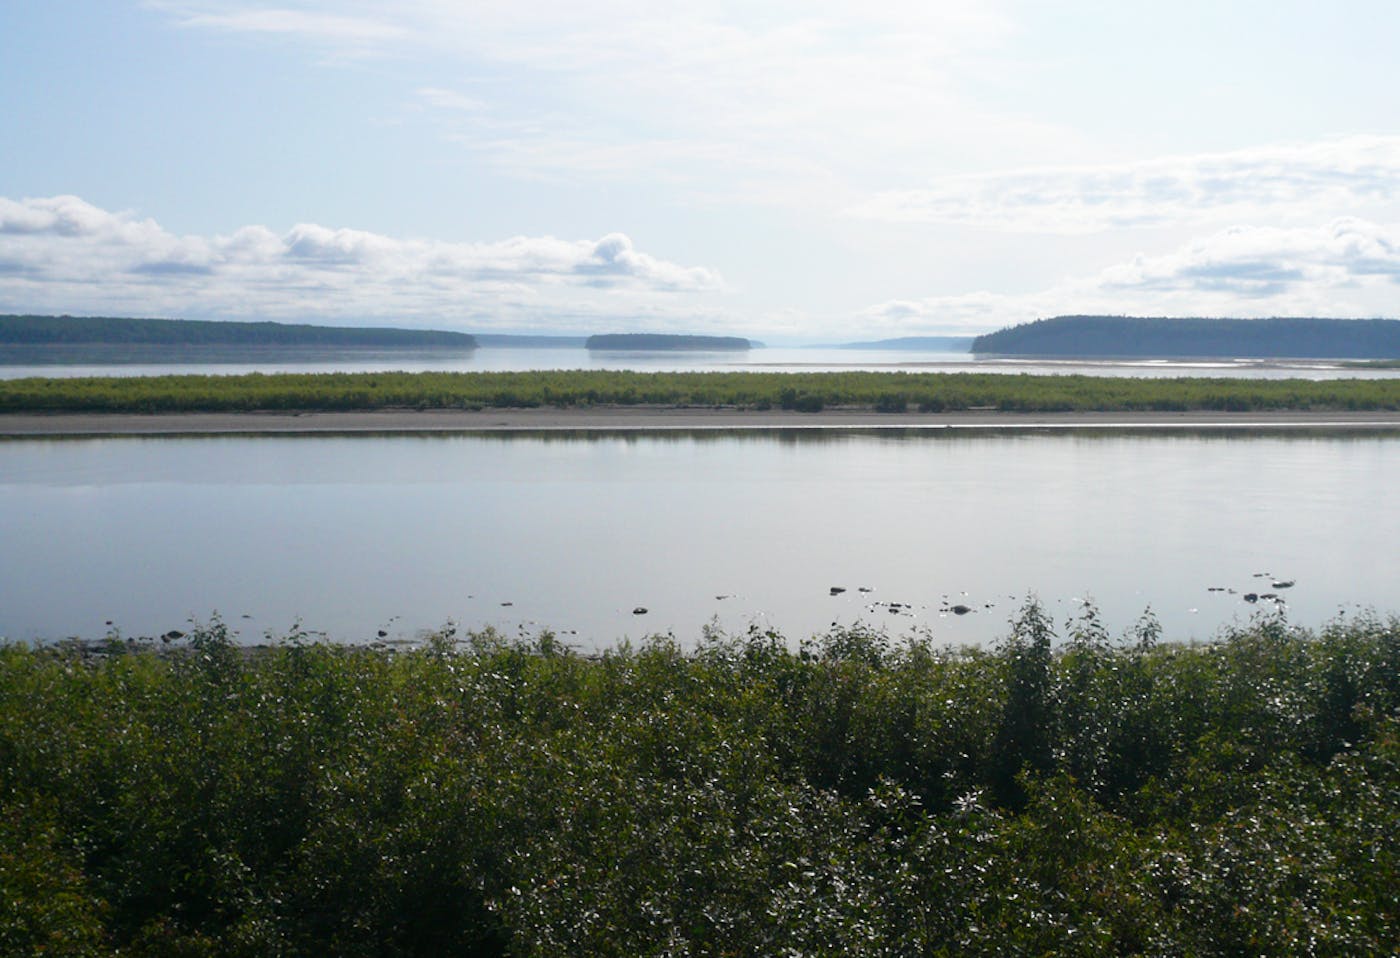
left=5, top=406, right=1400, bottom=435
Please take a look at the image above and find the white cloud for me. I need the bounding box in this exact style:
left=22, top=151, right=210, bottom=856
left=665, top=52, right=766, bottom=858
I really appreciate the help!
left=153, top=4, right=409, bottom=49
left=0, top=195, right=723, bottom=330
left=1091, top=218, right=1400, bottom=296
left=853, top=218, right=1400, bottom=336
left=160, top=0, right=1069, bottom=207
left=852, top=136, right=1400, bottom=233
left=9, top=197, right=1397, bottom=340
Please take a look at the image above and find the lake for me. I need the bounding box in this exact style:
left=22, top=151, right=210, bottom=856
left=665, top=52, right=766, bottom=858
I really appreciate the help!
left=2, top=429, right=1395, bottom=648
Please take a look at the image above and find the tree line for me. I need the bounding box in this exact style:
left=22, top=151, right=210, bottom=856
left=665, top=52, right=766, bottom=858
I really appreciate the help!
left=0, top=315, right=477, bottom=349
left=972, top=315, right=1400, bottom=359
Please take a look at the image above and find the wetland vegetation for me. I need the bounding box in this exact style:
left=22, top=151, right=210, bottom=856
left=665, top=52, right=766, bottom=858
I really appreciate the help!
left=3, top=605, right=1397, bottom=955
left=4, top=368, right=1400, bottom=415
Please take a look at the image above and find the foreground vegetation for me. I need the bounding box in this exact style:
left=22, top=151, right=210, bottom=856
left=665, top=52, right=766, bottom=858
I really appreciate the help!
left=4, top=368, right=1400, bottom=415
left=3, top=605, right=1397, bottom=955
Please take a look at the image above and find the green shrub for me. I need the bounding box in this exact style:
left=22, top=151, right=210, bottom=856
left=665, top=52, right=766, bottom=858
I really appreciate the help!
left=1, top=607, right=1396, bottom=953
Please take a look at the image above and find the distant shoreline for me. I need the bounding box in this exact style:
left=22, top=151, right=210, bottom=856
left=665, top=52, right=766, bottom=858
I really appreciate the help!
left=6, top=407, right=1400, bottom=436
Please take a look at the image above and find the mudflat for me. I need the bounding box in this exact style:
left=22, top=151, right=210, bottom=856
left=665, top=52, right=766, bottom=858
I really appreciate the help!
left=4, top=407, right=1400, bottom=435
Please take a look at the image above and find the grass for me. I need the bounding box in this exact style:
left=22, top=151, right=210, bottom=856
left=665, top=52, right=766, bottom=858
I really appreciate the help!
left=2, top=368, right=1400, bottom=416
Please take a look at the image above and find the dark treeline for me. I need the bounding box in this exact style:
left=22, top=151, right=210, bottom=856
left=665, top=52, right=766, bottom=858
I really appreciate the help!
left=2, top=606, right=1397, bottom=955
left=973, top=315, right=1400, bottom=359
left=585, top=333, right=753, bottom=351
left=4, top=368, right=1400, bottom=414
left=0, top=315, right=477, bottom=349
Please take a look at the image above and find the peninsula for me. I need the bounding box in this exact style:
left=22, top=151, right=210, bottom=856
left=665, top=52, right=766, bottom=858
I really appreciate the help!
left=972, top=315, right=1400, bottom=359
left=0, top=314, right=477, bottom=361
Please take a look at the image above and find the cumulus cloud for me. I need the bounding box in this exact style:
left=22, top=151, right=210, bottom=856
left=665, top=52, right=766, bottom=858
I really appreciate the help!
left=852, top=136, right=1400, bottom=233
left=0, top=195, right=723, bottom=329
left=1092, top=218, right=1400, bottom=296
left=853, top=218, right=1400, bottom=335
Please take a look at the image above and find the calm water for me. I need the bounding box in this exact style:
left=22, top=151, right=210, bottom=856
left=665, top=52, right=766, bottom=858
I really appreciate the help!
left=2, top=430, right=1395, bottom=648
left=3, top=347, right=1397, bottom=380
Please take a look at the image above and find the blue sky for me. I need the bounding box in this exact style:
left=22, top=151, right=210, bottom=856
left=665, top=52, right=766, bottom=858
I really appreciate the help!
left=3, top=1, right=1399, bottom=341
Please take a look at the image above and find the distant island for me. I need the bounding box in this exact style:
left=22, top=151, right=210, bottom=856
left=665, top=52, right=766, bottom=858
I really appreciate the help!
left=972, top=315, right=1400, bottom=359
left=835, top=335, right=974, bottom=351
left=0, top=314, right=477, bottom=363
left=586, top=334, right=753, bottom=351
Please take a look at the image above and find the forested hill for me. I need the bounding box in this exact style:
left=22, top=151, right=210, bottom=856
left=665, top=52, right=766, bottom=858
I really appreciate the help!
left=971, top=316, right=1400, bottom=359
left=0, top=315, right=477, bottom=349
left=586, top=333, right=752, bottom=351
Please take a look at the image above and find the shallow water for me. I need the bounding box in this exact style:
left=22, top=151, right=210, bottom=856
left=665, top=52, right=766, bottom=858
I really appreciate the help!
left=2, top=429, right=1395, bottom=647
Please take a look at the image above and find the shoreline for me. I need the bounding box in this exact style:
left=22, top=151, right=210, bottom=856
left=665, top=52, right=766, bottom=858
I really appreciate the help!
left=5, top=406, right=1400, bottom=436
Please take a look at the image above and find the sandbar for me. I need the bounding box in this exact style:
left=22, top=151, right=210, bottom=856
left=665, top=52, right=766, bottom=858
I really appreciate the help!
left=4, top=406, right=1400, bottom=436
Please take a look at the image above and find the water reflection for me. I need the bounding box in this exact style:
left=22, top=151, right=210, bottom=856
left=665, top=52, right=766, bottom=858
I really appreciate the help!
left=2, top=431, right=1396, bottom=647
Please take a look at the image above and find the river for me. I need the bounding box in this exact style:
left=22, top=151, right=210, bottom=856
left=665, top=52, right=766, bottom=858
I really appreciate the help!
left=4, top=347, right=1399, bottom=380
left=2, top=428, right=1395, bottom=648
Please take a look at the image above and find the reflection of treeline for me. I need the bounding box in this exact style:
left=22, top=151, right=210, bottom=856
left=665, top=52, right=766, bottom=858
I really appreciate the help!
left=973, top=315, right=1400, bottom=358
left=585, top=333, right=752, bottom=350
left=4, top=368, right=1400, bottom=413
left=3, top=605, right=1396, bottom=954
left=0, top=314, right=477, bottom=348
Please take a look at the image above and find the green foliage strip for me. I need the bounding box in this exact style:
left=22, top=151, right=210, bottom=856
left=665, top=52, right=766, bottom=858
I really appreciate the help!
left=2, top=607, right=1398, bottom=955
left=4, top=368, right=1400, bottom=414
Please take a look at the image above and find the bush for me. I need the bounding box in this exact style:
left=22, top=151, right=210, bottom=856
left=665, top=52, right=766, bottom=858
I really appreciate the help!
left=1, top=607, right=1396, bottom=953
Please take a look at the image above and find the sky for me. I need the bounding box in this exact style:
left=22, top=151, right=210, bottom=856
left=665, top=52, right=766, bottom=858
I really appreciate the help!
left=3, top=1, right=1400, bottom=342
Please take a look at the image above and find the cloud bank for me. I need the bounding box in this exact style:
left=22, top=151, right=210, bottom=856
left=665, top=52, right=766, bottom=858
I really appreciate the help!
left=4, top=197, right=1398, bottom=340
left=0, top=195, right=722, bottom=330
left=852, top=136, right=1400, bottom=233
left=855, top=218, right=1400, bottom=336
